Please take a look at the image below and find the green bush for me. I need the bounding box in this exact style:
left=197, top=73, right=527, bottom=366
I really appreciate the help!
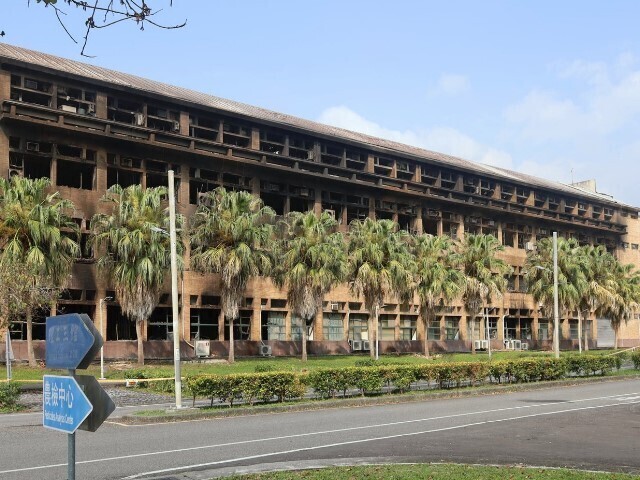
left=0, top=382, right=21, bottom=411
left=254, top=363, right=275, bottom=373
left=631, top=351, right=640, bottom=369
left=354, top=358, right=377, bottom=367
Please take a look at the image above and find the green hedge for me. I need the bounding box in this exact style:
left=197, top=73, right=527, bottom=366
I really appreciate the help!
left=184, top=356, right=624, bottom=408
left=631, top=351, right=640, bottom=370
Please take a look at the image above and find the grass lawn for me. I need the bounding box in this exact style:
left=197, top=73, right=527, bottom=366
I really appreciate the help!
left=2, top=348, right=626, bottom=382
left=224, top=464, right=637, bottom=479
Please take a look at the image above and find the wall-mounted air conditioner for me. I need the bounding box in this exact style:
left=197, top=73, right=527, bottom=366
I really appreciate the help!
left=120, top=157, right=133, bottom=168
left=324, top=209, right=335, bottom=219
left=362, top=340, right=371, bottom=351
left=480, top=340, right=489, bottom=350
left=351, top=340, right=362, bottom=351
left=331, top=303, right=339, bottom=312
left=525, top=242, right=535, bottom=252
left=8, top=168, right=23, bottom=178
left=474, top=340, right=482, bottom=350
left=259, top=344, right=272, bottom=357
left=26, top=142, right=40, bottom=152
left=194, top=340, right=210, bottom=358
left=172, top=121, right=180, bottom=132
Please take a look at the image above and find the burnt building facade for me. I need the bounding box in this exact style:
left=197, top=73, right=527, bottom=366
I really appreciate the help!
left=1, top=43, right=639, bottom=361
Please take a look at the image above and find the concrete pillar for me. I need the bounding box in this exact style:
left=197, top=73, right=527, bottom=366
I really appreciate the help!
left=95, top=92, right=108, bottom=119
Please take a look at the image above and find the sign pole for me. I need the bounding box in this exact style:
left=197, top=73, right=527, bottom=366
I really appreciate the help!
left=68, top=369, right=76, bottom=480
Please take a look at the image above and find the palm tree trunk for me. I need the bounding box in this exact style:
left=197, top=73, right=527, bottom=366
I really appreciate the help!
left=369, top=307, right=377, bottom=359
left=301, top=318, right=308, bottom=362
left=26, top=309, right=36, bottom=367
left=135, top=321, right=144, bottom=365
left=584, top=321, right=589, bottom=351
left=614, top=324, right=619, bottom=350
left=470, top=314, right=476, bottom=355
left=577, top=311, right=582, bottom=354
left=228, top=317, right=235, bottom=363
left=423, top=314, right=430, bottom=358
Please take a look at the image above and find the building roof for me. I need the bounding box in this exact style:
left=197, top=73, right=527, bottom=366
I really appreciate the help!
left=0, top=42, right=635, bottom=210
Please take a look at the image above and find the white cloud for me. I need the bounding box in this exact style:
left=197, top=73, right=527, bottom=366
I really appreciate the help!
left=317, top=106, right=512, bottom=169
left=428, top=73, right=470, bottom=97
left=505, top=57, right=640, bottom=142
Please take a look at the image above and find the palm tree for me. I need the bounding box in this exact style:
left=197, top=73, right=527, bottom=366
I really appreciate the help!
left=576, top=245, right=618, bottom=351
left=273, top=210, right=347, bottom=361
left=523, top=237, right=585, bottom=349
left=190, top=187, right=274, bottom=363
left=0, top=176, right=79, bottom=366
left=347, top=218, right=413, bottom=359
left=412, top=234, right=462, bottom=357
left=457, top=234, right=510, bottom=354
left=605, top=262, right=640, bottom=349
left=90, top=184, right=183, bottom=365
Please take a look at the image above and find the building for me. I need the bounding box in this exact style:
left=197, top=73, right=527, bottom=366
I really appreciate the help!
left=0, top=43, right=639, bottom=361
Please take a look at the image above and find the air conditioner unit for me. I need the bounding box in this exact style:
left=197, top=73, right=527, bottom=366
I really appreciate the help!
left=259, top=344, right=272, bottom=357
left=331, top=303, right=339, bottom=312
left=120, top=157, right=133, bottom=168
left=474, top=340, right=482, bottom=350
left=8, top=168, right=23, bottom=178
left=525, top=242, right=535, bottom=252
left=194, top=340, right=210, bottom=358
left=324, top=209, right=335, bottom=219
left=26, top=142, right=40, bottom=152
left=135, top=113, right=146, bottom=126
left=481, top=340, right=489, bottom=350
left=511, top=340, right=522, bottom=350
left=172, top=121, right=180, bottom=132
left=61, top=105, right=77, bottom=113
left=362, top=340, right=371, bottom=351
left=307, top=151, right=315, bottom=160
left=521, top=342, right=529, bottom=350
left=351, top=340, right=362, bottom=351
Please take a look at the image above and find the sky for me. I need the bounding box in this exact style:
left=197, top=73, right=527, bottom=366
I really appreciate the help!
left=3, top=1, right=640, bottom=205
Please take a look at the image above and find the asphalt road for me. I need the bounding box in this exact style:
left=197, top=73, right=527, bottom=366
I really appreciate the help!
left=1, top=379, right=639, bottom=479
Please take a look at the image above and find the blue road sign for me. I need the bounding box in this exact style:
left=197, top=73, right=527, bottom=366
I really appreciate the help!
left=46, top=313, right=103, bottom=370
left=43, top=375, right=93, bottom=434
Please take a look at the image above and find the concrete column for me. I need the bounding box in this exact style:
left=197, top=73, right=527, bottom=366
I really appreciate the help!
left=366, top=154, right=375, bottom=173
left=95, top=92, right=108, bottom=119
left=314, top=310, right=324, bottom=341
left=179, top=111, right=190, bottom=136
left=0, top=69, right=11, bottom=101
left=251, top=128, right=260, bottom=150
left=250, top=305, right=262, bottom=341
left=218, top=310, right=225, bottom=341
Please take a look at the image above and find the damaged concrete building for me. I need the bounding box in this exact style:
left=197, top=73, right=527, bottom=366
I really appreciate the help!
left=0, top=43, right=639, bottom=361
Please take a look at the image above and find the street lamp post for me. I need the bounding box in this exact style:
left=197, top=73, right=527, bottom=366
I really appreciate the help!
left=168, top=170, right=182, bottom=409
left=99, top=296, right=112, bottom=380
left=552, top=231, right=560, bottom=359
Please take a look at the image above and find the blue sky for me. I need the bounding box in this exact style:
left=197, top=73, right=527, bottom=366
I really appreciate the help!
left=4, top=1, right=640, bottom=205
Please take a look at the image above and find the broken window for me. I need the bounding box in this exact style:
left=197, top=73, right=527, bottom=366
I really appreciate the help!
left=107, top=168, right=141, bottom=189
left=225, top=312, right=252, bottom=340
left=190, top=308, right=219, bottom=341
left=190, top=113, right=219, bottom=141
left=57, top=160, right=94, bottom=189
left=106, top=305, right=136, bottom=340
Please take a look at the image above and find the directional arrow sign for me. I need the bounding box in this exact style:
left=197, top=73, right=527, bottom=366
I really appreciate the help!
left=43, top=375, right=93, bottom=434
left=46, top=313, right=103, bottom=370
left=76, top=375, right=116, bottom=432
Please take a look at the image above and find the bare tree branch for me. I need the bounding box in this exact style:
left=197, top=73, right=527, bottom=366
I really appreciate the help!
left=15, top=1, right=186, bottom=57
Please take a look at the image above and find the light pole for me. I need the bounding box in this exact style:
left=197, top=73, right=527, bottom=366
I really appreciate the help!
left=168, top=170, right=182, bottom=409
left=552, top=231, right=559, bottom=359
left=99, top=296, right=112, bottom=380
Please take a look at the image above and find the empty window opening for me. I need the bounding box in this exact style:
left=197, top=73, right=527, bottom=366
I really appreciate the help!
left=261, top=192, right=286, bottom=216
left=107, top=168, right=141, bottom=188
left=23, top=156, right=51, bottom=180
left=105, top=305, right=136, bottom=341
left=225, top=312, right=252, bottom=340
left=57, top=160, right=94, bottom=190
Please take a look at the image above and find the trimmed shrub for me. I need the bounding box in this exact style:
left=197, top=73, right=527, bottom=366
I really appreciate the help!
left=631, top=351, right=640, bottom=370
left=0, top=382, right=21, bottom=411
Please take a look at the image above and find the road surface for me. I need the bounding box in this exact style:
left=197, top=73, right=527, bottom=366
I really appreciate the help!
left=1, top=379, right=639, bottom=479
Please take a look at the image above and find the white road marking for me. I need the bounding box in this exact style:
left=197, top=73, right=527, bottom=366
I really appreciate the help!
left=126, top=398, right=640, bottom=479
left=1, top=391, right=638, bottom=476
